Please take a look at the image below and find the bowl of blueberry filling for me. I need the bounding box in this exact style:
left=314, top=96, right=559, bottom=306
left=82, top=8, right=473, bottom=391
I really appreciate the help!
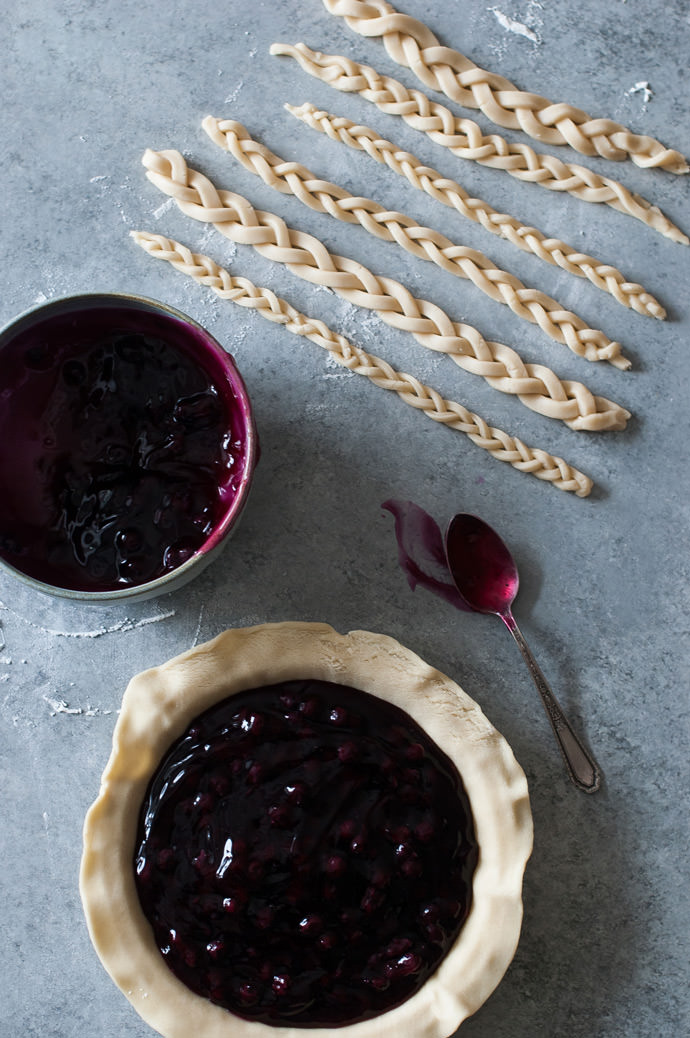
left=81, top=622, right=533, bottom=1038
left=0, top=293, right=257, bottom=602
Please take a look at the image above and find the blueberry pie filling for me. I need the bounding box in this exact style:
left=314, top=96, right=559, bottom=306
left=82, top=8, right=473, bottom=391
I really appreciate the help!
left=81, top=624, right=532, bottom=1038
left=0, top=305, right=250, bottom=591
left=134, top=679, right=478, bottom=1026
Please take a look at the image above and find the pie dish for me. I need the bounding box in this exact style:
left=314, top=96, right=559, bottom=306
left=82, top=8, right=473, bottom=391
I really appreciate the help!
left=80, top=621, right=532, bottom=1037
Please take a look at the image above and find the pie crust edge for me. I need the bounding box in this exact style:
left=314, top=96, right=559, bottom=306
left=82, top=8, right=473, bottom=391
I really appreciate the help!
left=80, top=621, right=533, bottom=1038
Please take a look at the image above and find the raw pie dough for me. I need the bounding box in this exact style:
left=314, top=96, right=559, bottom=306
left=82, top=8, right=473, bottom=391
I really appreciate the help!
left=282, top=101, right=667, bottom=319
left=269, top=43, right=688, bottom=246
left=80, top=622, right=533, bottom=1038
left=320, top=0, right=688, bottom=172
left=141, top=147, right=632, bottom=429
left=203, top=114, right=625, bottom=362
left=132, top=230, right=593, bottom=497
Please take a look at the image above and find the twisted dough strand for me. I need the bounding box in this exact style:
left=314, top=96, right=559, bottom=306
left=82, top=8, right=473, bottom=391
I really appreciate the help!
left=203, top=114, right=626, bottom=366
left=131, top=230, right=593, bottom=496
left=142, top=149, right=630, bottom=432
left=285, top=102, right=666, bottom=320
left=270, top=43, right=688, bottom=245
left=321, top=0, right=688, bottom=173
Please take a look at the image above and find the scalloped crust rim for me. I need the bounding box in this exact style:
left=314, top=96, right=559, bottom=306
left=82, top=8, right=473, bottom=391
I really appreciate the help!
left=80, top=621, right=533, bottom=1038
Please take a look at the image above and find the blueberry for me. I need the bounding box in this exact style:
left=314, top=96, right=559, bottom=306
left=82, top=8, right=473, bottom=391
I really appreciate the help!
left=222, top=896, right=244, bottom=915
left=329, top=706, right=348, bottom=726
left=318, top=931, right=337, bottom=951
left=247, top=860, right=265, bottom=884
left=268, top=804, right=292, bottom=828
left=420, top=902, right=440, bottom=922
left=206, top=938, right=225, bottom=959
left=193, top=792, right=214, bottom=812
left=425, top=922, right=445, bottom=944
left=238, top=982, right=259, bottom=1006
left=350, top=834, right=367, bottom=856
left=369, top=865, right=391, bottom=889
left=385, top=952, right=421, bottom=978
left=401, top=857, right=423, bottom=879
left=156, top=848, right=176, bottom=872
left=298, top=913, right=322, bottom=936
left=360, top=887, right=384, bottom=914
left=338, top=819, right=357, bottom=841
left=284, top=782, right=306, bottom=805
left=210, top=775, right=230, bottom=797
left=272, top=974, right=291, bottom=996
left=337, top=741, right=359, bottom=763
left=298, top=696, right=320, bottom=718
left=365, top=974, right=390, bottom=991
left=324, top=854, right=346, bottom=876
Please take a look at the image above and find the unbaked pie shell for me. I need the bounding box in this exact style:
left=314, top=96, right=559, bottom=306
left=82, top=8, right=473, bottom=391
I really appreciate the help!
left=80, top=621, right=533, bottom=1038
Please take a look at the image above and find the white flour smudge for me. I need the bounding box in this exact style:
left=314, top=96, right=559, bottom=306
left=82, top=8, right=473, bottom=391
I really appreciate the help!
left=224, top=80, right=245, bottom=105
left=0, top=600, right=175, bottom=640
left=488, top=7, right=541, bottom=43
left=43, top=694, right=114, bottom=718
left=192, top=604, right=206, bottom=647
left=153, top=197, right=175, bottom=220
left=626, top=80, right=653, bottom=109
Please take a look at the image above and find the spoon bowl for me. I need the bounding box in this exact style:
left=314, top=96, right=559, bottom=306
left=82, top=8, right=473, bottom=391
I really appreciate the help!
left=445, top=513, right=600, bottom=794
left=445, top=513, right=519, bottom=615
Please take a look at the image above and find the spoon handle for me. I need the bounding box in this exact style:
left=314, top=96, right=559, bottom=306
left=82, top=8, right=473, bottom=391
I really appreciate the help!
left=502, top=611, right=601, bottom=793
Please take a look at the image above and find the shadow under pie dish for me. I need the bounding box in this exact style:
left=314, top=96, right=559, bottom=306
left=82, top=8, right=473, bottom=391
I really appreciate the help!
left=80, top=622, right=533, bottom=1037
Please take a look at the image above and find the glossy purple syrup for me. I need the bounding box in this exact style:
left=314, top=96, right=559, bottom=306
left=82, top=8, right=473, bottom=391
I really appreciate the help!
left=0, top=306, right=250, bottom=591
left=134, top=679, right=477, bottom=1027
left=382, top=499, right=468, bottom=611
left=445, top=514, right=519, bottom=615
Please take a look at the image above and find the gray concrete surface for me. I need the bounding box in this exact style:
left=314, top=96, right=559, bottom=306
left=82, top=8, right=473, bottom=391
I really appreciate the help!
left=1, top=1, right=689, bottom=1036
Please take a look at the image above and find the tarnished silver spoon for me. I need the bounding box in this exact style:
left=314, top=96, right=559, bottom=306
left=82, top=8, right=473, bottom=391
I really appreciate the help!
left=445, top=513, right=601, bottom=794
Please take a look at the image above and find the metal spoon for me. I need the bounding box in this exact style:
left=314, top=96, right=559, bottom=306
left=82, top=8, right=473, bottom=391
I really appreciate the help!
left=445, top=513, right=601, bottom=793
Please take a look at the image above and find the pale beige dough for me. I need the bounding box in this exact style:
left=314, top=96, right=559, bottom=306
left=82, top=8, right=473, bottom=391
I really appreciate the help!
left=269, top=43, right=688, bottom=245
left=132, top=230, right=593, bottom=496
left=140, top=148, right=632, bottom=432
left=80, top=622, right=533, bottom=1038
left=202, top=114, right=627, bottom=362
left=283, top=101, right=668, bottom=320
left=320, top=0, right=688, bottom=172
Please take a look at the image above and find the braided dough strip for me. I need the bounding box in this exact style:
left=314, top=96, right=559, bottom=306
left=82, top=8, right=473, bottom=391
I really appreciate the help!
left=321, top=0, right=688, bottom=173
left=141, top=148, right=630, bottom=432
left=270, top=43, right=688, bottom=245
left=203, top=115, right=626, bottom=367
left=131, top=230, right=593, bottom=497
left=284, top=102, right=666, bottom=320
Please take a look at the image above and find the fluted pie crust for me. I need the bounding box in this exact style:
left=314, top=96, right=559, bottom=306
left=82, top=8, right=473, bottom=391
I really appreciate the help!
left=80, top=622, right=533, bottom=1038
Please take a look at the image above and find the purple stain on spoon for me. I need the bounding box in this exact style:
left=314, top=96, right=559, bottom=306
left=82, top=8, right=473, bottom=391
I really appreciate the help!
left=381, top=500, right=468, bottom=611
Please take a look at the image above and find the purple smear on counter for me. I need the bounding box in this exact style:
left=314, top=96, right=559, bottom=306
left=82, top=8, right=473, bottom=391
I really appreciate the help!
left=381, top=500, right=469, bottom=611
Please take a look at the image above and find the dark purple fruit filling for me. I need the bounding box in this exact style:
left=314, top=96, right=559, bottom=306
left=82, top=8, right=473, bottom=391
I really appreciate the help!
left=134, top=679, right=478, bottom=1027
left=0, top=306, right=250, bottom=591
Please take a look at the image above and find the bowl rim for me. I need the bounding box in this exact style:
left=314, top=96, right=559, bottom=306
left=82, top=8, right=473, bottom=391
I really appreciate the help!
left=0, top=291, right=258, bottom=602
